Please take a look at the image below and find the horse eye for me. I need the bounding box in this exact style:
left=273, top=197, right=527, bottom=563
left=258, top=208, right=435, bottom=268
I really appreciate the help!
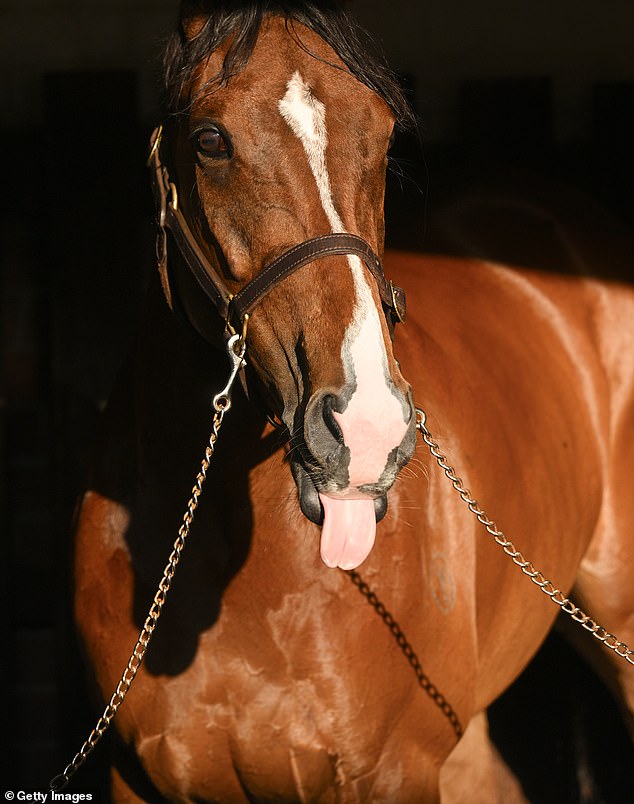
left=195, top=128, right=229, bottom=158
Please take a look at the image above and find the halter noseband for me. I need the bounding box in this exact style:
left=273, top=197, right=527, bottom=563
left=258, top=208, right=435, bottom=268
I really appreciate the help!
left=148, top=125, right=407, bottom=343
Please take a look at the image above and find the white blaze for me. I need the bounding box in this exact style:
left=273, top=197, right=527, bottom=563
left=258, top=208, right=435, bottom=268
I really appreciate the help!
left=279, top=71, right=342, bottom=232
left=279, top=71, right=407, bottom=490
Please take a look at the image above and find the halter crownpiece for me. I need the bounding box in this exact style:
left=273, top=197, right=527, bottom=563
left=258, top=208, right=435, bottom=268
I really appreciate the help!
left=148, top=125, right=407, bottom=344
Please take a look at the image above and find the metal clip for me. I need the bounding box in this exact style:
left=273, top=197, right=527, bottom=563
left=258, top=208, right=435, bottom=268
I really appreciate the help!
left=213, top=334, right=247, bottom=412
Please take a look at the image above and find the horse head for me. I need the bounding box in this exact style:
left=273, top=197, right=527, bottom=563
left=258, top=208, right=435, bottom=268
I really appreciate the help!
left=157, top=1, right=417, bottom=570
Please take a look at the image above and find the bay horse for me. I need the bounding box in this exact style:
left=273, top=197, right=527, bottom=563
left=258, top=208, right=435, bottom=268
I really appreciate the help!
left=72, top=1, right=634, bottom=800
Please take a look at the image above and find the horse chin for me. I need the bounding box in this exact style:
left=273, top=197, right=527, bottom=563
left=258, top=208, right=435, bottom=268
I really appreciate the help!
left=290, top=460, right=388, bottom=570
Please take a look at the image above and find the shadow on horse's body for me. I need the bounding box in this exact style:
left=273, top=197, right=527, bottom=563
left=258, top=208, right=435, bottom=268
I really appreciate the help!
left=73, top=2, right=634, bottom=801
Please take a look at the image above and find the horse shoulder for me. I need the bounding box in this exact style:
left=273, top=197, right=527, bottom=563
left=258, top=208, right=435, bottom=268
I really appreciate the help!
left=384, top=252, right=613, bottom=699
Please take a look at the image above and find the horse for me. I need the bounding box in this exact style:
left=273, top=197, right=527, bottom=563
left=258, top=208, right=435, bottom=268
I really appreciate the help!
left=71, top=1, right=634, bottom=800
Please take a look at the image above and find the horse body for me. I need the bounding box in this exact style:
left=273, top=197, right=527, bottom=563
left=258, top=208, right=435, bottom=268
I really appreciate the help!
left=75, top=254, right=634, bottom=800
left=73, top=2, right=634, bottom=801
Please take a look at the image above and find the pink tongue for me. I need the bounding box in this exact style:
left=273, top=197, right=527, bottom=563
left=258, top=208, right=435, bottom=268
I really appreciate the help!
left=318, top=494, right=377, bottom=570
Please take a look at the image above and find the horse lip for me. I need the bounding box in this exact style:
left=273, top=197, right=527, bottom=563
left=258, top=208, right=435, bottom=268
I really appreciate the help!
left=290, top=459, right=387, bottom=525
left=374, top=493, right=388, bottom=522
left=291, top=460, right=323, bottom=525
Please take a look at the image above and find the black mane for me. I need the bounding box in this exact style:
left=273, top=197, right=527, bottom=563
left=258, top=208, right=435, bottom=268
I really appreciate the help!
left=162, top=0, right=414, bottom=127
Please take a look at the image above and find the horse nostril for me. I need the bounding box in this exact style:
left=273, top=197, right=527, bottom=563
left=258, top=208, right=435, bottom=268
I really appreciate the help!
left=323, top=395, right=344, bottom=443
left=304, top=392, right=346, bottom=467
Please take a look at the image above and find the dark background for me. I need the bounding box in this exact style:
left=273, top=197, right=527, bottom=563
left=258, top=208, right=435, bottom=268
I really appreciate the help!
left=1, top=0, right=633, bottom=799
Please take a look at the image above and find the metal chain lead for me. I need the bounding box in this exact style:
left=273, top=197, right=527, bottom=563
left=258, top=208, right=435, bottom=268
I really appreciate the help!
left=416, top=408, right=634, bottom=668
left=49, top=336, right=246, bottom=792
left=348, top=570, right=463, bottom=739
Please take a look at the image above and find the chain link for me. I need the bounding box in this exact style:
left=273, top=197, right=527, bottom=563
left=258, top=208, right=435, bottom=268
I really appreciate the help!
left=348, top=570, right=464, bottom=739
left=49, top=350, right=241, bottom=791
left=416, top=408, right=634, bottom=668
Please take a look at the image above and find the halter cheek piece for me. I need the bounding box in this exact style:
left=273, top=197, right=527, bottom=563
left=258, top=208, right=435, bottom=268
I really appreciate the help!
left=148, top=125, right=407, bottom=345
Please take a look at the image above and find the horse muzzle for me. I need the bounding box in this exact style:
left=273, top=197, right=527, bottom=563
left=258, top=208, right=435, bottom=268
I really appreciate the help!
left=290, top=388, right=416, bottom=569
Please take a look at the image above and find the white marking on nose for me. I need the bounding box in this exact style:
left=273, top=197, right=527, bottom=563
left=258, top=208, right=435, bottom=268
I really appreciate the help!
left=279, top=72, right=407, bottom=487
left=334, top=309, right=408, bottom=487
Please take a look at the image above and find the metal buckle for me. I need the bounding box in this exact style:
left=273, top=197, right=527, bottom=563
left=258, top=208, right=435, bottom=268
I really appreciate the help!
left=390, top=280, right=407, bottom=324
left=147, top=124, right=163, bottom=167
left=225, top=296, right=250, bottom=345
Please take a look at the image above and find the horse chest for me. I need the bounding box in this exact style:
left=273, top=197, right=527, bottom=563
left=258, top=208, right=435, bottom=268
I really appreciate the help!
left=131, top=587, right=431, bottom=801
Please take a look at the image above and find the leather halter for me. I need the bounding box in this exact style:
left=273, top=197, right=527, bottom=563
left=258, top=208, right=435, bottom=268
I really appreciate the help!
left=148, top=125, right=407, bottom=343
